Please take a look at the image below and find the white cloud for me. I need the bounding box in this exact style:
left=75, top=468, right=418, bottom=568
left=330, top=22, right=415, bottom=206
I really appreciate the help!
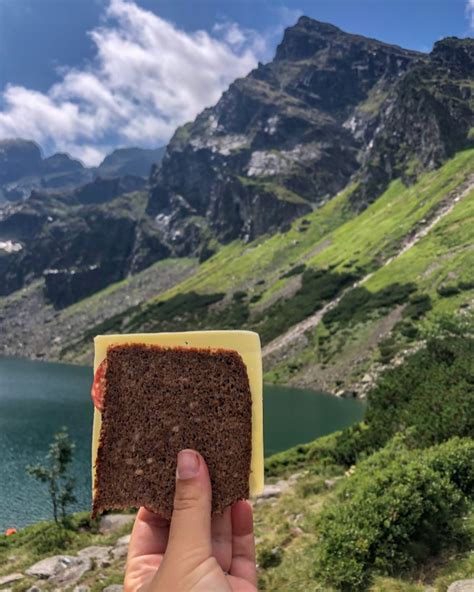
left=0, top=0, right=267, bottom=165
left=467, top=0, right=474, bottom=30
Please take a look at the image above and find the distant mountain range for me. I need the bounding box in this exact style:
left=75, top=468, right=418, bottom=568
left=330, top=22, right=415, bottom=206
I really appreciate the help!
left=0, top=17, right=472, bottom=394
left=0, top=139, right=165, bottom=202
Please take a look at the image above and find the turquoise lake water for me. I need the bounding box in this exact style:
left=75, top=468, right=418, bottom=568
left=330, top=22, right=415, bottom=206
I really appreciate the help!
left=0, top=356, right=365, bottom=529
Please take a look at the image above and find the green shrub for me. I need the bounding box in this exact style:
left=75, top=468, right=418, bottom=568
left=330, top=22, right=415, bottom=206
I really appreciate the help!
left=322, top=283, right=417, bottom=329
left=280, top=263, right=306, bottom=279
left=458, top=280, right=474, bottom=291
left=437, top=285, right=461, bottom=297
left=255, top=269, right=357, bottom=344
left=125, top=291, right=225, bottom=331
left=366, top=335, right=474, bottom=450
left=232, top=290, right=247, bottom=302
left=249, top=293, right=262, bottom=303
left=265, top=432, right=342, bottom=478
left=314, top=437, right=474, bottom=591
left=295, top=476, right=326, bottom=498
left=258, top=545, right=283, bottom=569
left=402, top=293, right=432, bottom=320
left=398, top=319, right=419, bottom=339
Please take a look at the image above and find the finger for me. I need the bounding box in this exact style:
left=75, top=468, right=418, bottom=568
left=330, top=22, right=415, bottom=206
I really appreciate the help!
left=211, top=506, right=232, bottom=572
left=166, top=449, right=212, bottom=560
left=127, top=507, right=170, bottom=560
left=230, top=500, right=257, bottom=587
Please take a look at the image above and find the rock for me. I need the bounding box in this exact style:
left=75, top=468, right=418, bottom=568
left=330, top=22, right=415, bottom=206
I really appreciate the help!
left=49, top=557, right=92, bottom=587
left=77, top=545, right=112, bottom=567
left=324, top=476, right=344, bottom=489
left=112, top=545, right=129, bottom=560
left=448, top=581, right=474, bottom=592
left=256, top=480, right=289, bottom=499
left=26, top=556, right=78, bottom=579
left=116, top=534, right=131, bottom=546
left=26, top=587, right=42, bottom=592
left=99, top=514, right=135, bottom=534
left=73, top=587, right=91, bottom=592
left=103, top=586, right=124, bottom=592
left=290, top=526, right=303, bottom=537
left=0, top=573, right=24, bottom=586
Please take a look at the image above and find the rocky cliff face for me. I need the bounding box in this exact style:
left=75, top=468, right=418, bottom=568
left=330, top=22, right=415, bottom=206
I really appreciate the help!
left=146, top=17, right=421, bottom=253
left=351, top=37, right=474, bottom=207
left=0, top=191, right=169, bottom=305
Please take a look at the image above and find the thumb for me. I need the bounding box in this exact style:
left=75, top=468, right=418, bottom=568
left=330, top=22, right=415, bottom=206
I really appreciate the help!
left=165, top=449, right=213, bottom=560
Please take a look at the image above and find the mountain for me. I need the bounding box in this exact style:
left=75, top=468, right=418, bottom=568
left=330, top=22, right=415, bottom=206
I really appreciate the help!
left=0, top=17, right=473, bottom=386
left=147, top=18, right=423, bottom=253
left=0, top=141, right=165, bottom=203
left=0, top=139, right=93, bottom=201
left=96, top=146, right=166, bottom=178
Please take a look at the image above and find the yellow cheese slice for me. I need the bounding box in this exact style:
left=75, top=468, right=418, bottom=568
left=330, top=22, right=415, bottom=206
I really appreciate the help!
left=92, top=330, right=264, bottom=501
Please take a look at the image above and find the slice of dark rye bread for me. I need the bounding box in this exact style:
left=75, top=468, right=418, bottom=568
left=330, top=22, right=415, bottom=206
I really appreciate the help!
left=92, top=343, right=253, bottom=519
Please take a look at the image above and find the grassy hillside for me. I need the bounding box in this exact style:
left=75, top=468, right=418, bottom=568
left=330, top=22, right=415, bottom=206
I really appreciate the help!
left=54, top=149, right=473, bottom=395
left=1, top=149, right=471, bottom=391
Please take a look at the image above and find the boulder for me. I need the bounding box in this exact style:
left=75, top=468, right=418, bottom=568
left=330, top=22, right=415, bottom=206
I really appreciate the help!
left=256, top=480, right=289, bottom=499
left=49, top=557, right=92, bottom=587
left=112, top=545, right=129, bottom=560
left=26, top=556, right=77, bottom=579
left=73, top=587, right=91, bottom=592
left=99, top=514, right=135, bottom=534
left=103, top=586, right=124, bottom=592
left=116, top=534, right=131, bottom=546
left=77, top=545, right=112, bottom=567
left=447, top=581, right=474, bottom=592
left=0, top=573, right=24, bottom=586
left=25, top=587, right=42, bottom=592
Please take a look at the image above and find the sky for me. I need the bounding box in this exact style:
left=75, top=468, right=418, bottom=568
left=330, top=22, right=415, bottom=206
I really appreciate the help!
left=0, top=0, right=472, bottom=166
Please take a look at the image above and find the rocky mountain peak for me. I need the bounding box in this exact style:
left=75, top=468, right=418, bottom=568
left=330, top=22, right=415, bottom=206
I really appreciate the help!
left=430, top=37, right=474, bottom=75
left=0, top=139, right=43, bottom=184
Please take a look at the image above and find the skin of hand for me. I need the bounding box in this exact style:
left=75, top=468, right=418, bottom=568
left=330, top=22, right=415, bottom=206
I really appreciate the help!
left=124, top=449, right=258, bottom=592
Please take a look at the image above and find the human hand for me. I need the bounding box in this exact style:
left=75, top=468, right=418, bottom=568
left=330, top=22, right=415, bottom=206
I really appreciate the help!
left=124, top=449, right=258, bottom=592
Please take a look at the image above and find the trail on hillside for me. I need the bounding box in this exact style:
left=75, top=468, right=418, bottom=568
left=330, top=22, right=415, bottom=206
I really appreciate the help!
left=262, top=175, right=474, bottom=360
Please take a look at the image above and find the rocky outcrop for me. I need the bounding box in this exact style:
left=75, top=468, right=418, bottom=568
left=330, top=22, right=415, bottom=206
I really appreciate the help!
left=147, top=17, right=420, bottom=248
left=447, top=581, right=474, bottom=592
left=0, top=192, right=170, bottom=306
left=352, top=37, right=474, bottom=208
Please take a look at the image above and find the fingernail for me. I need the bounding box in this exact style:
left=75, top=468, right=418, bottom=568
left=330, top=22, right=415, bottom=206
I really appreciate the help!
left=176, top=450, right=200, bottom=480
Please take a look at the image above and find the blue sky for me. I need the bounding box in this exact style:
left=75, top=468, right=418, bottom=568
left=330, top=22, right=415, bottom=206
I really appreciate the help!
left=0, top=0, right=472, bottom=165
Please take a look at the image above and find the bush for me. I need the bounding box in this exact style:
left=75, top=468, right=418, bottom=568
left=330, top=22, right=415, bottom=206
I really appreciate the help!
left=458, top=280, right=474, bottom=291
left=437, top=285, right=461, bottom=297
left=403, top=293, right=432, bottom=320
left=125, top=291, right=225, bottom=331
left=314, top=436, right=474, bottom=591
left=255, top=269, right=357, bottom=344
left=232, top=290, right=247, bottom=302
left=366, top=335, right=474, bottom=450
left=322, top=283, right=417, bottom=329
left=258, top=545, right=283, bottom=569
left=280, top=263, right=306, bottom=279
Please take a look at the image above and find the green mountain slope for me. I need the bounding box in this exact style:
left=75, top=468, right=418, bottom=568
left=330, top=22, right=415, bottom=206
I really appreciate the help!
left=17, top=148, right=471, bottom=395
